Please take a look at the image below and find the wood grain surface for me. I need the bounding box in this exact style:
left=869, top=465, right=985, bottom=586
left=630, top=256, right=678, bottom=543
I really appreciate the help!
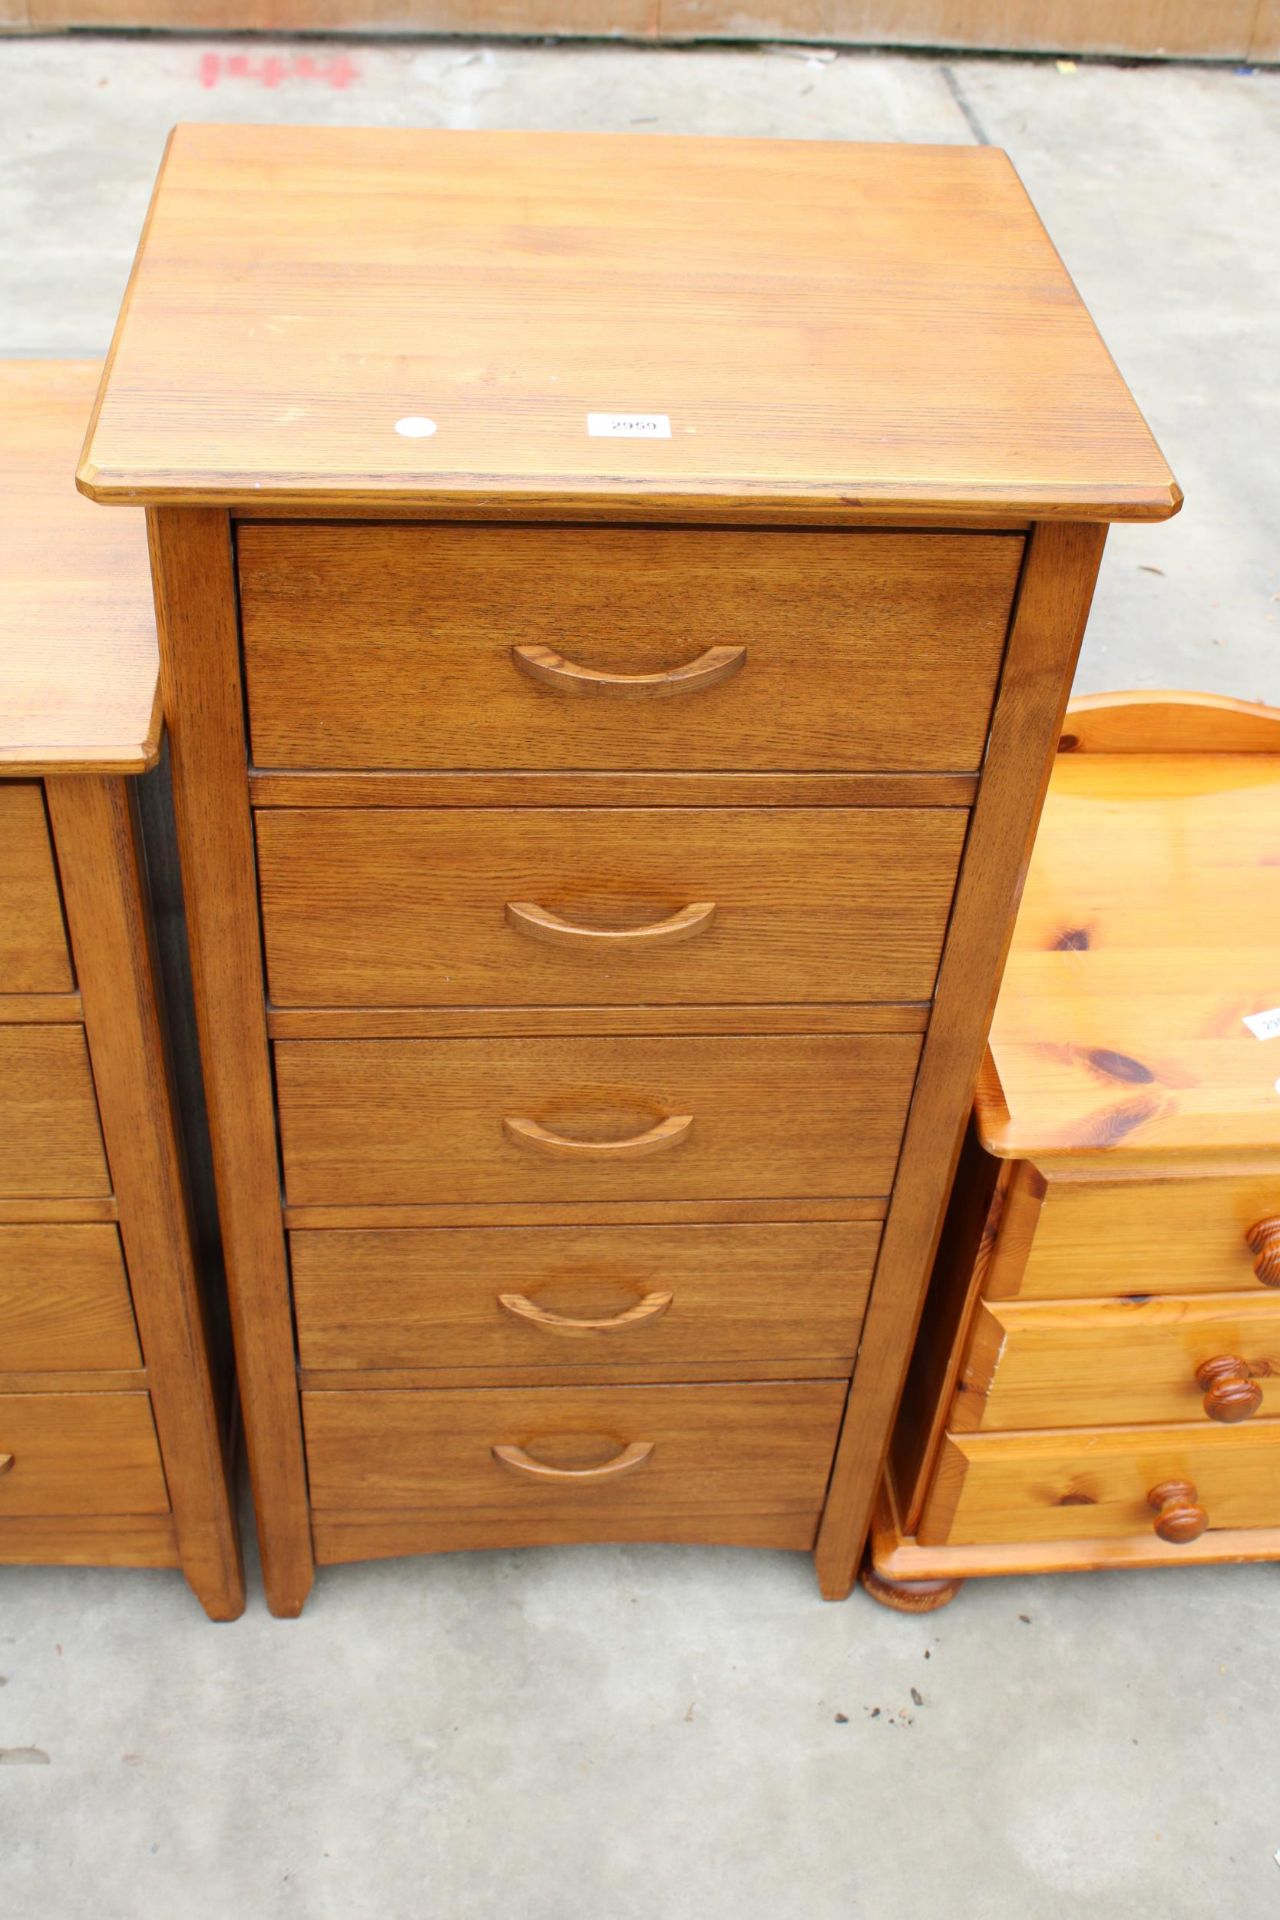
left=981, top=750, right=1280, bottom=1163
left=240, top=525, right=1019, bottom=770
left=0, top=1392, right=168, bottom=1516
left=302, top=1381, right=845, bottom=1532
left=0, top=786, right=73, bottom=993
left=0, top=362, right=158, bottom=771
left=290, top=1219, right=877, bottom=1372
left=80, top=129, right=1179, bottom=520
left=0, top=1024, right=110, bottom=1199
left=0, top=1224, right=140, bottom=1371
left=920, top=1420, right=1280, bottom=1546
left=256, top=806, right=965, bottom=1007
left=274, top=1030, right=920, bottom=1206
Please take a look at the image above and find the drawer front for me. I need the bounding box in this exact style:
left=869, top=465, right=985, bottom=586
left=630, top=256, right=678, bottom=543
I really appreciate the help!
left=0, top=1026, right=110, bottom=1199
left=275, top=1032, right=920, bottom=1207
left=0, top=1393, right=169, bottom=1516
left=0, top=1225, right=140, bottom=1371
left=302, top=1381, right=846, bottom=1538
left=1003, top=1175, right=1280, bottom=1300
left=291, top=1220, right=878, bottom=1373
left=954, top=1294, right=1280, bottom=1433
left=240, top=525, right=1022, bottom=773
left=0, top=785, right=73, bottom=994
left=920, top=1422, right=1280, bottom=1546
left=257, top=807, right=966, bottom=1009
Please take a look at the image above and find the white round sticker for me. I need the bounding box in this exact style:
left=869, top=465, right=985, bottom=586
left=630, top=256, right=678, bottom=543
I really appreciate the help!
left=394, top=416, right=438, bottom=438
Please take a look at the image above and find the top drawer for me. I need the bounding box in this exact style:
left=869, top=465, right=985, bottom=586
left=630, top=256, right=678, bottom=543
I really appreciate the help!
left=0, top=785, right=72, bottom=994
left=239, top=526, right=1022, bottom=773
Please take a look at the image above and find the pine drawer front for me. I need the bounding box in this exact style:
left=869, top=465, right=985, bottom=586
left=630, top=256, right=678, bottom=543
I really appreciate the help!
left=0, top=785, right=73, bottom=994
left=996, top=1173, right=1280, bottom=1301
left=275, top=1031, right=920, bottom=1207
left=953, top=1294, right=1280, bottom=1434
left=239, top=525, right=1023, bottom=774
left=291, top=1220, right=878, bottom=1374
left=0, top=1225, right=141, bottom=1371
left=257, top=806, right=966, bottom=1009
left=302, top=1380, right=846, bottom=1543
left=919, top=1422, right=1280, bottom=1546
left=0, top=1025, right=110, bottom=1198
left=0, top=1393, right=170, bottom=1517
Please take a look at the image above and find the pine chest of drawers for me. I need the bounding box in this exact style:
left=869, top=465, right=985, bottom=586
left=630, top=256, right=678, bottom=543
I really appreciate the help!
left=1, top=361, right=241, bottom=1618
left=867, top=693, right=1280, bottom=1609
left=81, top=127, right=1178, bottom=1613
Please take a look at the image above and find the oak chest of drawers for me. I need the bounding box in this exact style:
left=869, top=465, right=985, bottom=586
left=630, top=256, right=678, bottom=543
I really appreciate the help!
left=867, top=693, right=1280, bottom=1609
left=1, top=362, right=241, bottom=1619
left=82, top=127, right=1177, bottom=1613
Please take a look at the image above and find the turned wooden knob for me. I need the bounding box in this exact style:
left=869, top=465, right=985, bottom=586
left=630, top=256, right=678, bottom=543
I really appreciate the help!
left=1195, top=1355, right=1263, bottom=1423
left=1147, top=1479, right=1209, bottom=1544
left=1246, top=1216, right=1280, bottom=1287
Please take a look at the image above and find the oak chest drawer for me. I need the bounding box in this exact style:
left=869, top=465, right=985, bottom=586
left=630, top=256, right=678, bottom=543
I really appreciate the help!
left=0, top=1225, right=140, bottom=1371
left=257, top=806, right=967, bottom=1008
left=0, top=1392, right=169, bottom=1517
left=0, top=1025, right=110, bottom=1198
left=291, top=1220, right=878, bottom=1374
left=919, top=1421, right=1280, bottom=1547
left=302, top=1380, right=846, bottom=1547
left=239, top=525, right=1023, bottom=773
left=275, top=1031, right=920, bottom=1207
left=0, top=785, right=73, bottom=995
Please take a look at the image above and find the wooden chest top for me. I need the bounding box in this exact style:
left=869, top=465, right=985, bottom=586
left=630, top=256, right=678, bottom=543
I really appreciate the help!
left=980, top=699, right=1280, bottom=1166
left=79, top=126, right=1178, bottom=522
left=1, top=361, right=158, bottom=774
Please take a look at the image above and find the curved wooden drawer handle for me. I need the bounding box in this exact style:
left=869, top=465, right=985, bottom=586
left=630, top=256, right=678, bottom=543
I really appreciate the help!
left=1246, top=1216, right=1280, bottom=1287
left=0, top=1453, right=12, bottom=1477
left=498, top=1290, right=674, bottom=1336
left=504, top=1113, right=692, bottom=1159
left=505, top=900, right=716, bottom=950
left=512, top=642, right=746, bottom=699
left=492, top=1440, right=654, bottom=1484
left=1195, top=1354, right=1264, bottom=1424
left=1148, top=1479, right=1209, bottom=1544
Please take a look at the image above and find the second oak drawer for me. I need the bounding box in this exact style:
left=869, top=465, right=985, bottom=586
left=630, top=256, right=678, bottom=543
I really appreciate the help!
left=275, top=1031, right=920, bottom=1206
left=0, top=1024, right=110, bottom=1199
left=256, top=806, right=968, bottom=1007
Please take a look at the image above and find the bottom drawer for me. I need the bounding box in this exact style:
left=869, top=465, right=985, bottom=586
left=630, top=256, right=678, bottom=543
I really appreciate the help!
left=920, top=1421, right=1280, bottom=1547
left=0, top=1393, right=170, bottom=1517
left=302, top=1381, right=846, bottom=1547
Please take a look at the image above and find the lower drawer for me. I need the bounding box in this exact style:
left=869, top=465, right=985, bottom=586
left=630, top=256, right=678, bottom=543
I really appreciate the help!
left=275, top=1032, right=919, bottom=1207
left=920, top=1421, right=1280, bottom=1546
left=0, top=1224, right=141, bottom=1371
left=0, top=1024, right=110, bottom=1199
left=291, top=1220, right=877, bottom=1373
left=301, top=1381, right=846, bottom=1544
left=953, top=1293, right=1280, bottom=1432
left=0, top=1392, right=169, bottom=1517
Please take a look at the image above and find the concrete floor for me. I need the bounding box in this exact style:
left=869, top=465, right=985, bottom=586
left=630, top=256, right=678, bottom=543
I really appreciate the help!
left=1, top=33, right=1279, bottom=1920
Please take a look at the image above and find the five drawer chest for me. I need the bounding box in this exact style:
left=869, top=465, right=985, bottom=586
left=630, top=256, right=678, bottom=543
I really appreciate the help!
left=1, top=361, right=241, bottom=1619
left=80, top=127, right=1179, bottom=1613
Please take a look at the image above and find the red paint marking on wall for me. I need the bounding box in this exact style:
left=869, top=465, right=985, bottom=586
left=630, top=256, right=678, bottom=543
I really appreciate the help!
left=198, top=50, right=359, bottom=89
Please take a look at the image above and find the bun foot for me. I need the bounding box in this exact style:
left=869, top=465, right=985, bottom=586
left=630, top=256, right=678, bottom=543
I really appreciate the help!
left=858, top=1563, right=965, bottom=1613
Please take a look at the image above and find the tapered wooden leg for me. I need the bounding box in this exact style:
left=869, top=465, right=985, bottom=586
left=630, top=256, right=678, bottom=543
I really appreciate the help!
left=858, top=1562, right=965, bottom=1613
